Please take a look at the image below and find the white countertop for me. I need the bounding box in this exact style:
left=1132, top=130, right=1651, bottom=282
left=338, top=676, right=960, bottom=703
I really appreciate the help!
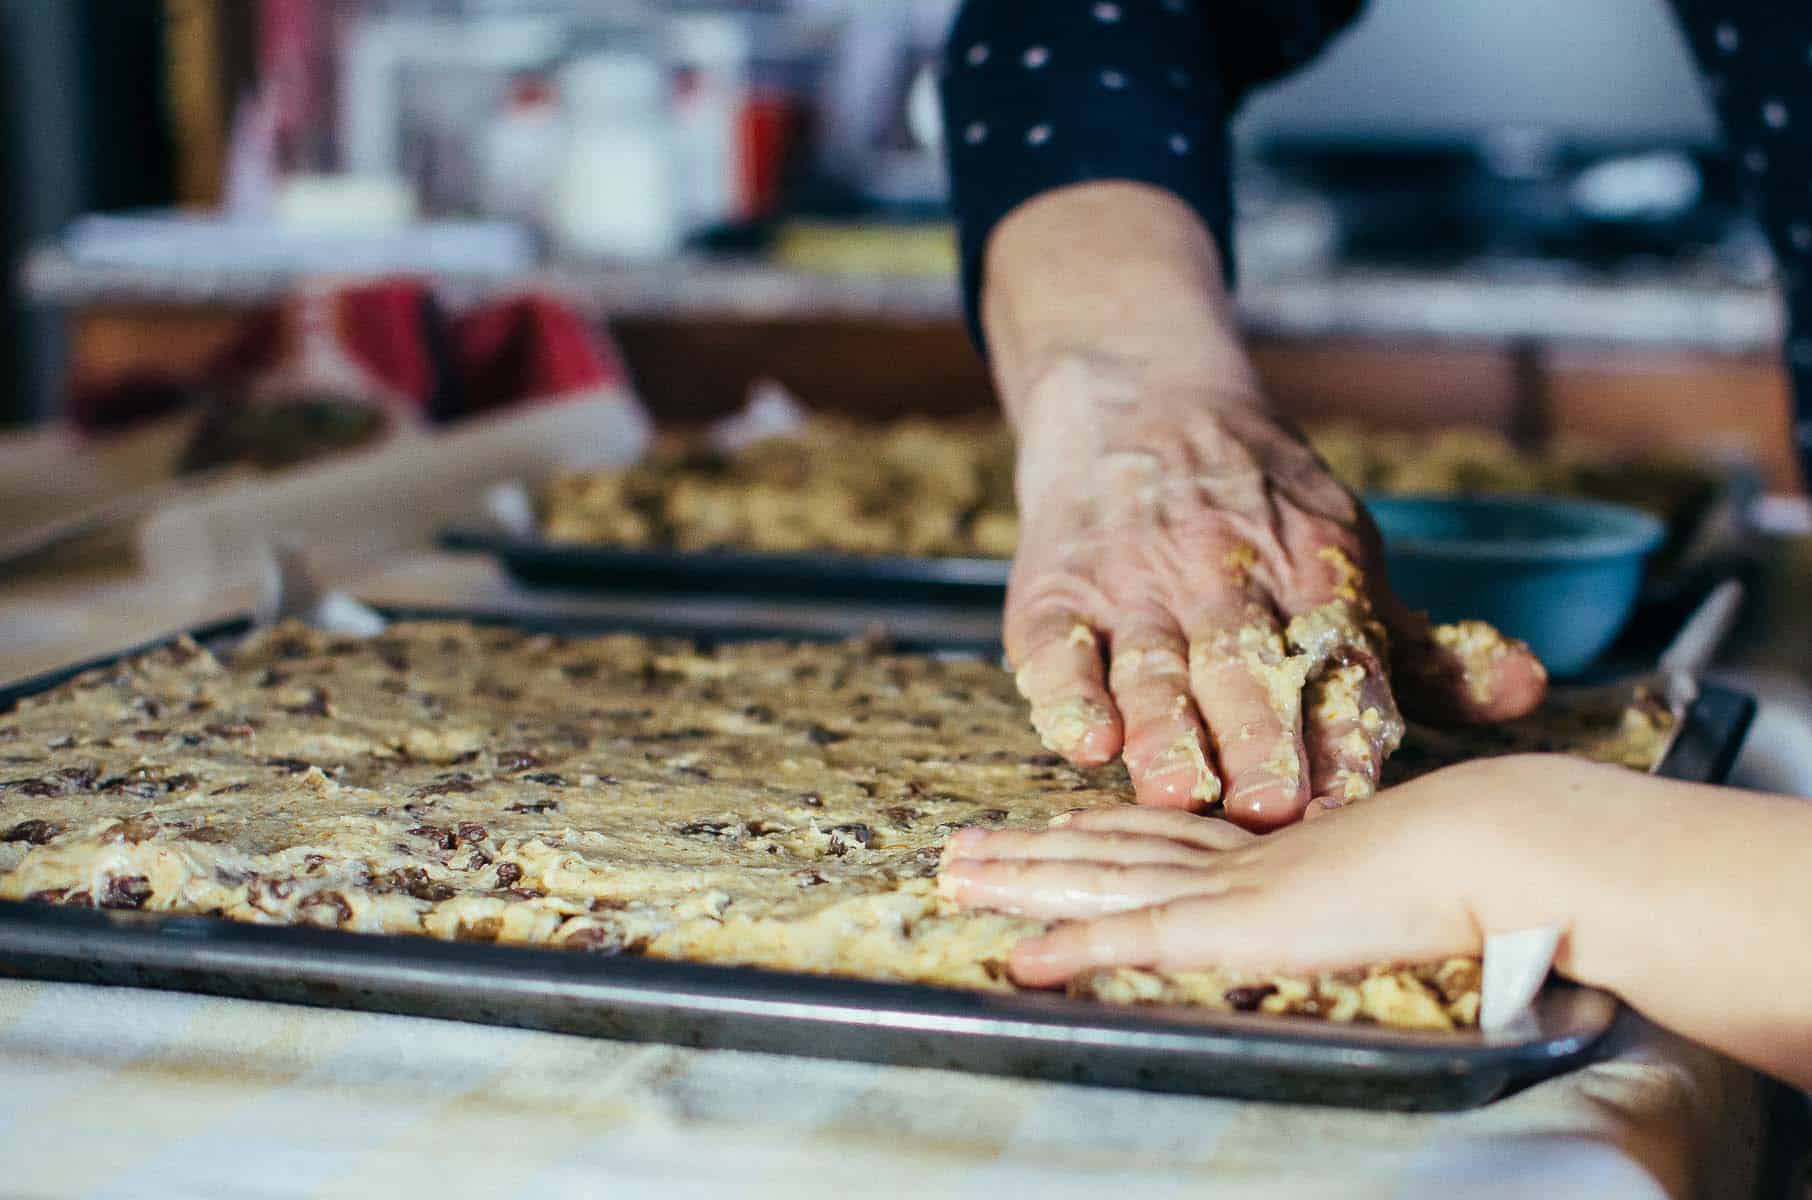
left=0, top=967, right=1772, bottom=1198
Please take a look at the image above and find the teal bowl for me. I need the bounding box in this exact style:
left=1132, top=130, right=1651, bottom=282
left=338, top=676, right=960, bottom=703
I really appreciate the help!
left=1365, top=493, right=1667, bottom=677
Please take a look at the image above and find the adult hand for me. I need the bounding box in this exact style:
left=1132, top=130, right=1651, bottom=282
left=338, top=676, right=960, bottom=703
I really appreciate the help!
left=1005, top=375, right=1546, bottom=828
left=984, top=183, right=1545, bottom=829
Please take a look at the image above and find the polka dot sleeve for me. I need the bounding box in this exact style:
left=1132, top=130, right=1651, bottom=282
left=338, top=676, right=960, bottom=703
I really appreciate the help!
left=1669, top=0, right=1812, bottom=483
left=940, top=0, right=1363, bottom=353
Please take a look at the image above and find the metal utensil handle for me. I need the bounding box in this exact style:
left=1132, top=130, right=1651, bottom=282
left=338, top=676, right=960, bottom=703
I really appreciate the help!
left=1657, top=579, right=1744, bottom=709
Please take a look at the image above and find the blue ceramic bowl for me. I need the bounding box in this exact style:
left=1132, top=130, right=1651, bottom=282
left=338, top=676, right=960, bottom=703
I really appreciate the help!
left=1365, top=493, right=1666, bottom=677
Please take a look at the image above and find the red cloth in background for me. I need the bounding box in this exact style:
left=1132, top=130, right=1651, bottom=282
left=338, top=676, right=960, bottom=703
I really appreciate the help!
left=67, top=277, right=630, bottom=432
left=449, top=292, right=628, bottom=421
left=333, top=279, right=441, bottom=410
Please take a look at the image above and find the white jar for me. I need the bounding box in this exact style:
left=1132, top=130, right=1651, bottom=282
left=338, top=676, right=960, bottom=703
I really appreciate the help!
left=547, top=54, right=682, bottom=260
left=478, top=76, right=564, bottom=228
left=669, top=14, right=750, bottom=234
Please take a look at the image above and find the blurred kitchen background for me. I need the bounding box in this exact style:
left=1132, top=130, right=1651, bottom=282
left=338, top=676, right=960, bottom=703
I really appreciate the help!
left=0, top=0, right=1801, bottom=488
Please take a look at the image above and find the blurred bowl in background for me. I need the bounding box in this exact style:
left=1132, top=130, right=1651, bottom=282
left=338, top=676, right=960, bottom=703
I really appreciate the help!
left=1366, top=493, right=1666, bottom=676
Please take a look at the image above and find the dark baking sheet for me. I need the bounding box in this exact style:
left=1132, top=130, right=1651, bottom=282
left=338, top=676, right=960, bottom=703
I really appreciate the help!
left=441, top=466, right=1755, bottom=637
left=0, top=612, right=1755, bottom=1111
left=439, top=526, right=1010, bottom=605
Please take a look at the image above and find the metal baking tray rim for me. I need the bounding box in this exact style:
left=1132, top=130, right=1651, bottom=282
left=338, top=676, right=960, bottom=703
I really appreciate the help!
left=0, top=900, right=1612, bottom=1065
left=439, top=525, right=1011, bottom=599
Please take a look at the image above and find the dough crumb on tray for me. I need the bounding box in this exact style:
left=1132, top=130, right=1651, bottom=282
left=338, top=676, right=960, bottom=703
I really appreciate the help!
left=0, top=621, right=1672, bottom=1031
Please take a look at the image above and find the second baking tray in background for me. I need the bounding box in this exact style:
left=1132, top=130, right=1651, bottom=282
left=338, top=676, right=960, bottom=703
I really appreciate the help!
left=440, top=526, right=1011, bottom=604
left=439, top=460, right=1756, bottom=619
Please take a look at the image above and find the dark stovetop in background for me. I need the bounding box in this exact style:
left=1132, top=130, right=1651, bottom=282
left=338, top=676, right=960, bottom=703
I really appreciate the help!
left=1251, top=139, right=1763, bottom=280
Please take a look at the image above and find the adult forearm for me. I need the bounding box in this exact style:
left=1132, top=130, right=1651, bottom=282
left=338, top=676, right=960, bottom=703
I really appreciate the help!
left=979, top=181, right=1262, bottom=426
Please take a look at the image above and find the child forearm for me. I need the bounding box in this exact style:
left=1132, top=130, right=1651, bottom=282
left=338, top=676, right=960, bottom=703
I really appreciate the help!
left=1493, top=769, right=1812, bottom=1088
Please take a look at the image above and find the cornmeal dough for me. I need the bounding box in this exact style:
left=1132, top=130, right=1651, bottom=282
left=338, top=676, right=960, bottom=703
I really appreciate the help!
left=0, top=622, right=1673, bottom=1031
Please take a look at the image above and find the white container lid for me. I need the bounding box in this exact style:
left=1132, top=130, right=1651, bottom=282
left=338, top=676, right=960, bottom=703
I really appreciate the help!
left=561, top=53, right=666, bottom=117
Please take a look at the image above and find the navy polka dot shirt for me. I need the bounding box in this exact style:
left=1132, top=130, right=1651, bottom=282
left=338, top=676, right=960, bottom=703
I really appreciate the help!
left=941, top=0, right=1812, bottom=482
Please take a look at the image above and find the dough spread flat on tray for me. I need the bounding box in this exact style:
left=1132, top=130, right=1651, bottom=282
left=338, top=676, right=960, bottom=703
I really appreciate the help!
left=542, top=417, right=1713, bottom=563
left=0, top=622, right=1673, bottom=1032
left=542, top=417, right=1020, bottom=557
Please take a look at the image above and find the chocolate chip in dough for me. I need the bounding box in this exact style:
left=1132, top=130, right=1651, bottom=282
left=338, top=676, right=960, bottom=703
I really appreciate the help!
left=381, top=867, right=456, bottom=902
left=826, top=823, right=872, bottom=856
left=102, top=814, right=160, bottom=844
left=497, top=750, right=542, bottom=773
left=1224, top=985, right=1279, bottom=1013
left=298, top=890, right=353, bottom=925
left=406, top=825, right=459, bottom=851
left=98, top=776, right=161, bottom=799
left=413, top=775, right=476, bottom=798
left=100, top=875, right=153, bottom=910
left=2, top=820, right=60, bottom=845
left=562, top=925, right=645, bottom=955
